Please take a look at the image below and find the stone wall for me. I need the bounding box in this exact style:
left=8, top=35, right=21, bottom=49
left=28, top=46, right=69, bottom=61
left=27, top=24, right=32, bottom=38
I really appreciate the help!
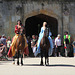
left=0, top=0, right=75, bottom=39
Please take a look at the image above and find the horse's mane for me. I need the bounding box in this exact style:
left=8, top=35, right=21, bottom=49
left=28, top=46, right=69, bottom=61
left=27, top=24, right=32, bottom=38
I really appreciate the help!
left=19, top=26, right=25, bottom=35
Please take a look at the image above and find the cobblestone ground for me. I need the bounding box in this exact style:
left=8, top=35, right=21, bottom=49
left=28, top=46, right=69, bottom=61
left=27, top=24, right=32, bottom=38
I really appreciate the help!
left=0, top=57, right=75, bottom=75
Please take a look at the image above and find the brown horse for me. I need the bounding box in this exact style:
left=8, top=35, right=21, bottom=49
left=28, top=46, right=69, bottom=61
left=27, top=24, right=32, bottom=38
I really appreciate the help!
left=40, top=28, right=50, bottom=66
left=13, top=26, right=25, bottom=65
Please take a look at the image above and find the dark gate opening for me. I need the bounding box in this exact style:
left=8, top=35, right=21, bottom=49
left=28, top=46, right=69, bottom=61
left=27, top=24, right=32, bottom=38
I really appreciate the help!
left=25, top=14, right=58, bottom=37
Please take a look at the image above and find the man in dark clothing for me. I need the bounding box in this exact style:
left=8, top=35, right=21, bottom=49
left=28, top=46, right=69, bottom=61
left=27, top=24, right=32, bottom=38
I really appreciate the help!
left=65, top=38, right=69, bottom=45
left=1, top=34, right=6, bottom=46
left=64, top=35, right=70, bottom=57
left=0, top=36, right=3, bottom=47
left=0, top=35, right=7, bottom=58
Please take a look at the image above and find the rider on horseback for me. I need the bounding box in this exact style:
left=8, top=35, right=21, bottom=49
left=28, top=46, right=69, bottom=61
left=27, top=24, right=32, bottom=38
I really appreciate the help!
left=34, top=22, right=53, bottom=56
left=8, top=20, right=29, bottom=57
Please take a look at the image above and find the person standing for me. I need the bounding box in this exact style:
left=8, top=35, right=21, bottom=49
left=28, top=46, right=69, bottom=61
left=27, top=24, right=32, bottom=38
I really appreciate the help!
left=72, top=38, right=75, bottom=57
left=6, top=36, right=11, bottom=56
left=64, top=35, right=70, bottom=57
left=27, top=36, right=32, bottom=57
left=31, top=35, right=37, bottom=56
left=0, top=36, right=3, bottom=57
left=1, top=34, right=6, bottom=46
left=64, top=31, right=71, bottom=43
left=55, top=34, right=61, bottom=57
left=0, top=36, right=3, bottom=47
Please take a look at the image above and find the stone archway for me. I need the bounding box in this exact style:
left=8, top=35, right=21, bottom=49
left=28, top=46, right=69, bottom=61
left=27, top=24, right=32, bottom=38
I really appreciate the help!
left=25, top=14, right=58, bottom=37
left=24, top=9, right=62, bottom=37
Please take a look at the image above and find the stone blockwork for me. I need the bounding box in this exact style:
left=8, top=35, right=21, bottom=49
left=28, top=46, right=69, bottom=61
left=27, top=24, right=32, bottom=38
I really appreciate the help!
left=0, top=0, right=75, bottom=39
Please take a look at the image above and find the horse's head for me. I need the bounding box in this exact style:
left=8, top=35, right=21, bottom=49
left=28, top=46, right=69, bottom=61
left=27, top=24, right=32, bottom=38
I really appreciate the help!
left=20, top=26, right=25, bottom=35
left=44, top=28, right=49, bottom=37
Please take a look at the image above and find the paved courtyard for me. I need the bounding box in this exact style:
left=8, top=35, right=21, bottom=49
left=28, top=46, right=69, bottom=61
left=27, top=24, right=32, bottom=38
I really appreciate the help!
left=0, top=57, right=75, bottom=75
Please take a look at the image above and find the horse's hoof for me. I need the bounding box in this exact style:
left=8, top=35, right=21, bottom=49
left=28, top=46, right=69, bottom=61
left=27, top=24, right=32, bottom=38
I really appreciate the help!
left=45, top=63, right=49, bottom=66
left=47, top=63, right=49, bottom=66
left=40, top=63, right=43, bottom=66
left=21, top=62, right=23, bottom=66
left=21, top=61, right=23, bottom=66
left=45, top=64, right=48, bottom=66
left=17, top=62, right=19, bottom=65
left=17, top=63, right=19, bottom=65
left=21, top=63, right=23, bottom=66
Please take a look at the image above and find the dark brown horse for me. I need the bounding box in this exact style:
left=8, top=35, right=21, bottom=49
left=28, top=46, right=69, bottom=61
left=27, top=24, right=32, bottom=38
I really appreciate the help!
left=40, top=28, right=50, bottom=66
left=13, top=26, right=25, bottom=65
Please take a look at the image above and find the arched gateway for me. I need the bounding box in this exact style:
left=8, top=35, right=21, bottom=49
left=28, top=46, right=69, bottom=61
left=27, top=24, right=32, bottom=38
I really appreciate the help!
left=24, top=10, right=60, bottom=37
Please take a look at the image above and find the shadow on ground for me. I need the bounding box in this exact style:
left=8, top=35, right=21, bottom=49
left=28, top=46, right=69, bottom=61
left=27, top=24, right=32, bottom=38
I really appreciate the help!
left=23, top=64, right=75, bottom=67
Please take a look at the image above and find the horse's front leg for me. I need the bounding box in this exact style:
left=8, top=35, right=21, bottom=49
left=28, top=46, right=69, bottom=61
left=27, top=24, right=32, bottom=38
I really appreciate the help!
left=45, top=51, right=47, bottom=66
left=47, top=54, right=49, bottom=65
left=45, top=51, right=49, bottom=66
left=46, top=52, right=49, bottom=66
left=40, top=50, right=43, bottom=65
left=17, top=50, right=19, bottom=65
left=13, top=56, right=15, bottom=64
left=45, top=56, right=46, bottom=65
left=21, top=52, right=23, bottom=66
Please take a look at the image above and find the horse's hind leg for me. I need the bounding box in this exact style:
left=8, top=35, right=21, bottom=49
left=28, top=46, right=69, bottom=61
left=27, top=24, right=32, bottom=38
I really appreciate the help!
left=13, top=56, right=15, bottom=64
left=47, top=53, right=49, bottom=65
left=40, top=50, right=43, bottom=65
left=21, top=54, right=23, bottom=65
left=45, top=56, right=46, bottom=65
left=45, top=52, right=49, bottom=66
left=17, top=51, right=19, bottom=65
left=40, top=57, right=43, bottom=65
left=44, top=50, right=47, bottom=66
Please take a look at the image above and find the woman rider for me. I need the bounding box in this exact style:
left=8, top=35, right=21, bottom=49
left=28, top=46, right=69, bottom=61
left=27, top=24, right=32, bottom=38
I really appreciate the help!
left=34, top=22, right=53, bottom=56
left=8, top=20, right=29, bottom=57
